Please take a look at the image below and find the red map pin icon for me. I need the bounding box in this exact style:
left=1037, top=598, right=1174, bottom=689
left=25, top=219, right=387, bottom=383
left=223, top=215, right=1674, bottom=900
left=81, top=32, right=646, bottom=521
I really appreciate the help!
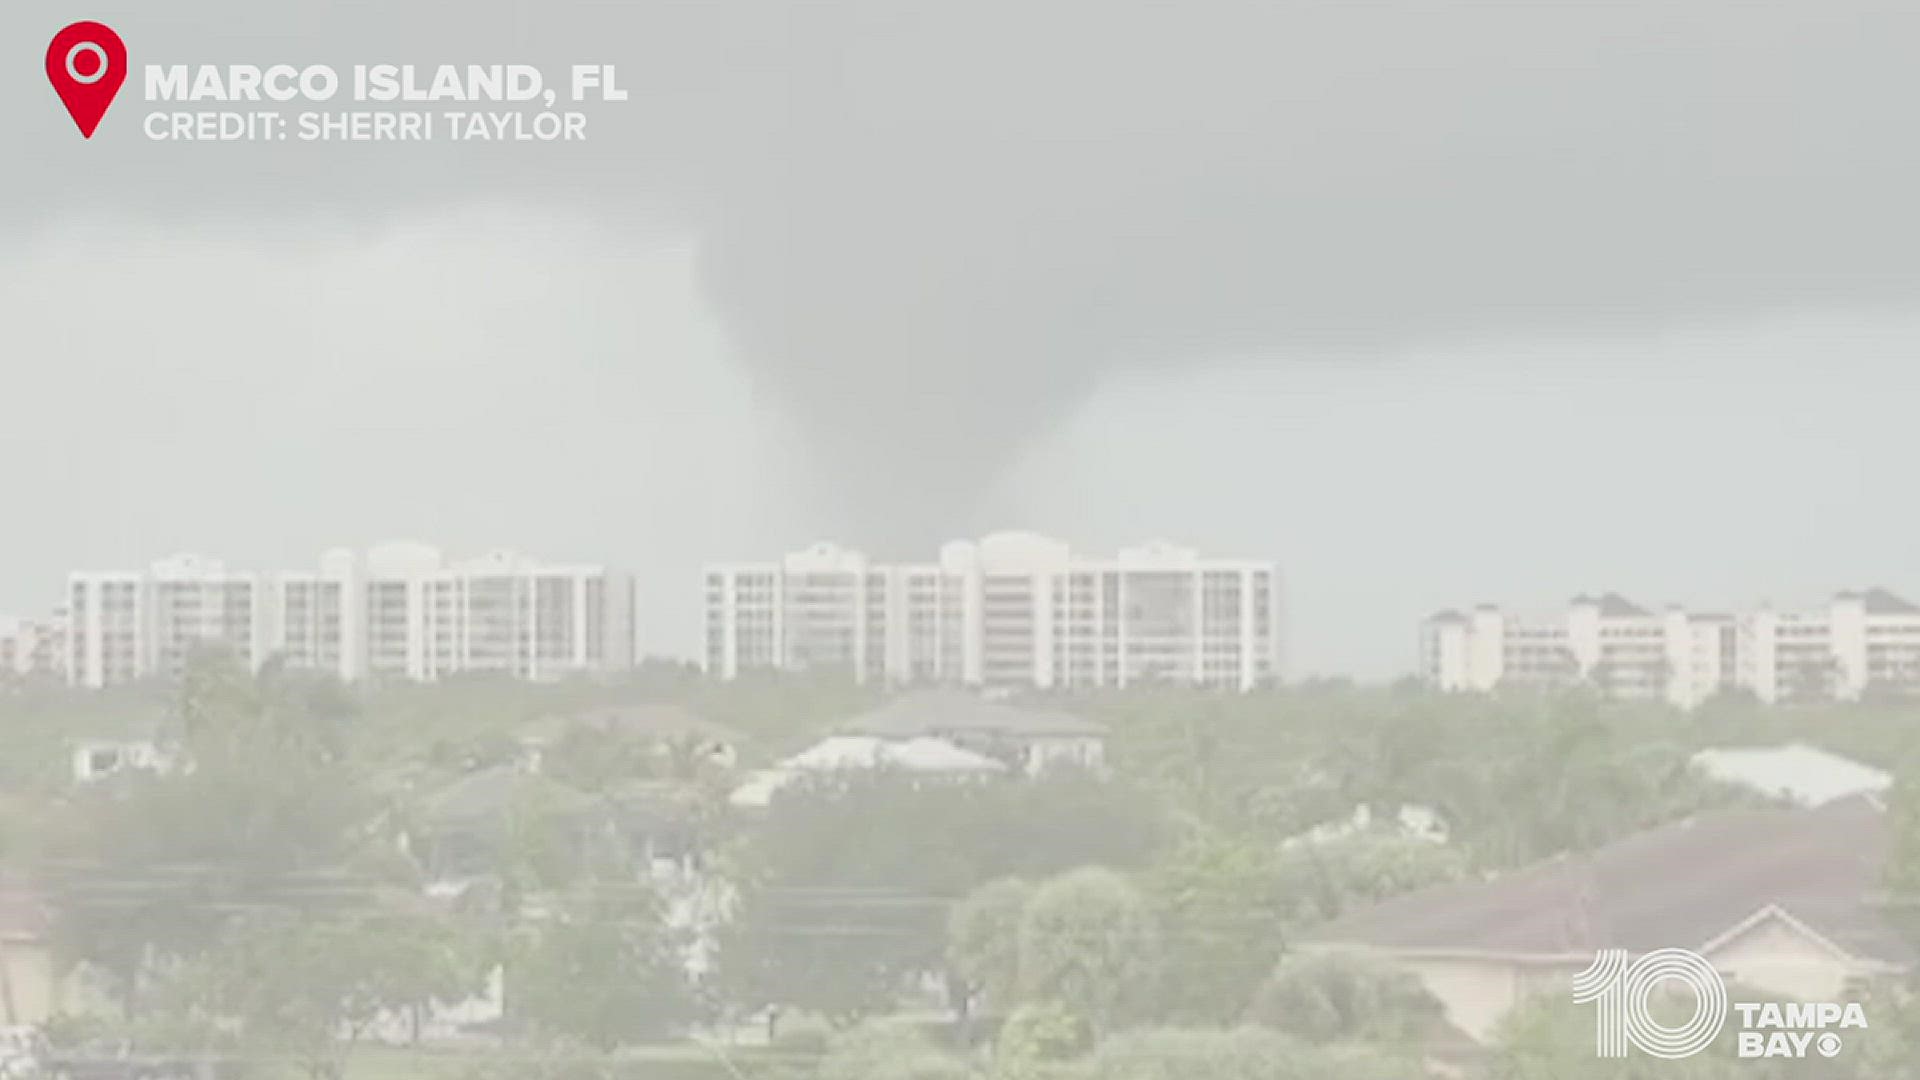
left=46, top=21, right=127, bottom=138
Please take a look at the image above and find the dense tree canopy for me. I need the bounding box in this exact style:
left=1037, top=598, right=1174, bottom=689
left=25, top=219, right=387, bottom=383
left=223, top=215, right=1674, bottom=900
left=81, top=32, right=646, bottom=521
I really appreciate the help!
left=5, top=659, right=1917, bottom=1080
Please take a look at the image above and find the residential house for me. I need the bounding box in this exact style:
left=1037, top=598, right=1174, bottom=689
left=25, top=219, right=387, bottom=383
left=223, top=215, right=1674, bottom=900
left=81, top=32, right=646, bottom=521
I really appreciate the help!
left=1308, top=797, right=1908, bottom=1043
left=1689, top=743, right=1892, bottom=808
left=728, top=734, right=1007, bottom=809
left=836, top=689, right=1109, bottom=775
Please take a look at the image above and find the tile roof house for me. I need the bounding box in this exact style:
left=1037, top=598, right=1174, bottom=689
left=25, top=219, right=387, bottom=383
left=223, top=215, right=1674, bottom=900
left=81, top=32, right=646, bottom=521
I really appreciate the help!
left=1308, top=796, right=1907, bottom=1041
left=525, top=704, right=743, bottom=772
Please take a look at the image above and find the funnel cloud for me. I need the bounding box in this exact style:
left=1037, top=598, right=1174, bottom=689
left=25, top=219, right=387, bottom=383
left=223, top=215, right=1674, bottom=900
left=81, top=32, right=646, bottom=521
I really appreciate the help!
left=6, top=0, right=1920, bottom=669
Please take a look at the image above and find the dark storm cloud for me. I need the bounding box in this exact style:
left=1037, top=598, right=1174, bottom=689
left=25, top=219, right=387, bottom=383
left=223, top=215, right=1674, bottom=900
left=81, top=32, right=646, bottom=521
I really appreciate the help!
left=9, top=0, right=1920, bottom=524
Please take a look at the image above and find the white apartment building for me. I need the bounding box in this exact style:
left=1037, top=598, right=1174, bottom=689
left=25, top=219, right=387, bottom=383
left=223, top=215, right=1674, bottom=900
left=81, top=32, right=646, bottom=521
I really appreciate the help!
left=1745, top=589, right=1920, bottom=703
left=1420, top=587, right=1920, bottom=708
left=69, top=554, right=259, bottom=688
left=64, top=544, right=636, bottom=688
left=0, top=611, right=66, bottom=680
left=705, top=532, right=1280, bottom=692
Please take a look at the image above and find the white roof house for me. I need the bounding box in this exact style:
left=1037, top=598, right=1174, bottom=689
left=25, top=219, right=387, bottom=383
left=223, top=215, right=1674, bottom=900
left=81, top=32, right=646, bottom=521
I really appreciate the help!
left=1689, top=742, right=1892, bottom=808
left=729, top=734, right=1006, bottom=808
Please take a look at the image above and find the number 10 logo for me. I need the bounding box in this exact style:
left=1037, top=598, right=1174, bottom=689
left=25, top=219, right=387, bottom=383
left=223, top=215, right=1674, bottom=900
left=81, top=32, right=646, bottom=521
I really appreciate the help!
left=1572, top=948, right=1728, bottom=1059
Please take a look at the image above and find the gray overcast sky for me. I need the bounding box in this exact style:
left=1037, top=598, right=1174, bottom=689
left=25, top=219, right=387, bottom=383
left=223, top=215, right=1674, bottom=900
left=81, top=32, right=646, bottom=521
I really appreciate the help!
left=5, top=0, right=1919, bottom=676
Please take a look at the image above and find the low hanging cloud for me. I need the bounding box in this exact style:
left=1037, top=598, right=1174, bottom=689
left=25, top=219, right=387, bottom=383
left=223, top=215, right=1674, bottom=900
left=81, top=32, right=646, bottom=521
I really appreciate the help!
left=8, top=0, right=1920, bottom=537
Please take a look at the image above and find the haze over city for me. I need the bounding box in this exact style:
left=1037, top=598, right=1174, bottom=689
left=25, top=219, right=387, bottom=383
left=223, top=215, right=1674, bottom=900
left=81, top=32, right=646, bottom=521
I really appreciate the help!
left=10, top=5, right=1920, bottom=1080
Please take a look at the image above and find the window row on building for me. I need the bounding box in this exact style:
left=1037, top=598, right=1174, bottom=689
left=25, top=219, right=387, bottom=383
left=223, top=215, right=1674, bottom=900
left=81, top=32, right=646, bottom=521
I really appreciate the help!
left=1420, top=588, right=1920, bottom=708
left=704, top=532, right=1281, bottom=692
left=55, top=544, right=635, bottom=689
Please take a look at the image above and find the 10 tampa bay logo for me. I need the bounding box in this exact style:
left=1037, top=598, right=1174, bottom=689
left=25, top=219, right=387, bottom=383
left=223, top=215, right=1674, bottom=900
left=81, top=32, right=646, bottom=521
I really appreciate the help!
left=1574, top=948, right=1868, bottom=1060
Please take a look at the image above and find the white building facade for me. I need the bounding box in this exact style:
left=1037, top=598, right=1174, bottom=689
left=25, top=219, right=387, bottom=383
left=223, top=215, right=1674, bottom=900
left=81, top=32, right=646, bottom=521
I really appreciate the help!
left=1420, top=587, right=1920, bottom=708
left=0, top=612, right=67, bottom=680
left=705, top=532, right=1281, bottom=691
left=64, top=544, right=636, bottom=688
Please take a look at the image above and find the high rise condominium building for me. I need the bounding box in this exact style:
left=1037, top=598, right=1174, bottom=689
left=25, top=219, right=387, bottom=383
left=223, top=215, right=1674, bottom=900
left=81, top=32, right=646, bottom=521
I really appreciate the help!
left=64, top=543, right=636, bottom=688
left=705, top=532, right=1281, bottom=691
left=68, top=554, right=257, bottom=688
left=1420, top=587, right=1920, bottom=708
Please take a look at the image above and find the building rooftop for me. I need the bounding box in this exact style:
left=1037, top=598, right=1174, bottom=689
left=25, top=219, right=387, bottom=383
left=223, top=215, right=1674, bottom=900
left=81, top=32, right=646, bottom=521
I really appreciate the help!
left=1690, top=743, right=1892, bottom=808
left=1569, top=592, right=1652, bottom=618
left=1857, top=587, right=1920, bottom=616
left=729, top=732, right=1010, bottom=808
left=416, top=765, right=597, bottom=828
left=1311, top=797, right=1907, bottom=964
left=784, top=734, right=1007, bottom=773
